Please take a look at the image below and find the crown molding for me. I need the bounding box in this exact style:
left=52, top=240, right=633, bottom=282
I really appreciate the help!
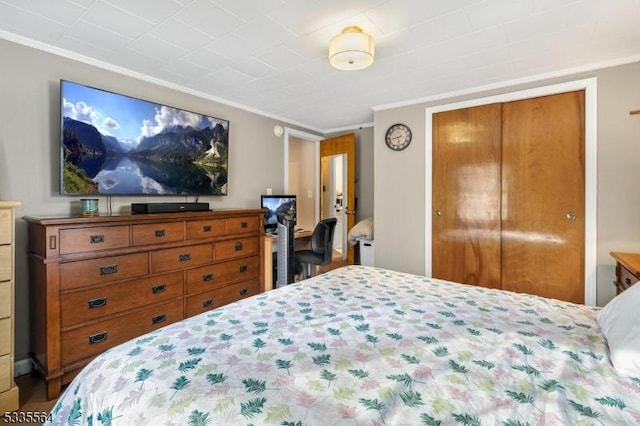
left=372, top=54, right=640, bottom=112
left=0, top=30, right=324, bottom=134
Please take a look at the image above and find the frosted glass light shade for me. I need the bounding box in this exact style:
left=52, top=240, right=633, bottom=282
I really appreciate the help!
left=329, top=26, right=375, bottom=71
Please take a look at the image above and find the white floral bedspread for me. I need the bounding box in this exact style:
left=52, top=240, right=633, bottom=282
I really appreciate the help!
left=47, top=266, right=640, bottom=425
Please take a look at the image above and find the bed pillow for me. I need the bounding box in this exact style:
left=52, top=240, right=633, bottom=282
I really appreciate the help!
left=347, top=217, right=374, bottom=246
left=597, top=281, right=640, bottom=376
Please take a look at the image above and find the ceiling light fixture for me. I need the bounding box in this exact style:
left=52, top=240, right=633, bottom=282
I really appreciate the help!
left=329, top=26, right=375, bottom=71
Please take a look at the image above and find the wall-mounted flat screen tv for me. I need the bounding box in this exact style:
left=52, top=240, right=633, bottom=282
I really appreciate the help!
left=60, top=80, right=229, bottom=196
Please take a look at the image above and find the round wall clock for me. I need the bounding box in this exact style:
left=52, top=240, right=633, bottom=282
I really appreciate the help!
left=385, top=123, right=412, bottom=151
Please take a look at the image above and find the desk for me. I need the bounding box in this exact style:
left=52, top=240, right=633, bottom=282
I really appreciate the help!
left=262, top=230, right=312, bottom=291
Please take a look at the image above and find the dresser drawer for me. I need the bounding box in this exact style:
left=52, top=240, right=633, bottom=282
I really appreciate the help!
left=61, top=299, right=183, bottom=366
left=0, top=245, right=10, bottom=282
left=0, top=281, right=10, bottom=318
left=186, top=219, right=227, bottom=239
left=215, top=237, right=259, bottom=261
left=0, top=318, right=10, bottom=355
left=150, top=243, right=213, bottom=273
left=0, top=209, right=11, bottom=245
left=60, top=253, right=149, bottom=291
left=619, top=264, right=640, bottom=292
left=60, top=271, right=184, bottom=328
left=60, top=226, right=130, bottom=255
left=226, top=216, right=260, bottom=234
left=186, top=256, right=259, bottom=295
left=186, top=278, right=259, bottom=317
left=132, top=222, right=185, bottom=246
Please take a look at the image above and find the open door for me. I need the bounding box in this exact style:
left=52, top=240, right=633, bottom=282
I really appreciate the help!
left=320, top=133, right=356, bottom=265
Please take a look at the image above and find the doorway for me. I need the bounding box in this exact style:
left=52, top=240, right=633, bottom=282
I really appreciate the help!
left=284, top=130, right=356, bottom=266
left=321, top=153, right=347, bottom=259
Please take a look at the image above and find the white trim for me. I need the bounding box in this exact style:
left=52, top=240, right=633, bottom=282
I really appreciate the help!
left=376, top=55, right=636, bottom=113
left=324, top=122, right=374, bottom=134
left=425, top=78, right=598, bottom=306
left=0, top=30, right=325, bottom=134
left=283, top=128, right=323, bottom=223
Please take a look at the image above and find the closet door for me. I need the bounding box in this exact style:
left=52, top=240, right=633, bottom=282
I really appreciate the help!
left=500, top=91, right=585, bottom=303
left=432, top=103, right=502, bottom=288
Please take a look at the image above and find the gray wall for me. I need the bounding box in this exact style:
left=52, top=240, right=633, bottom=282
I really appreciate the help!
left=373, top=61, right=640, bottom=308
left=0, top=39, right=322, bottom=363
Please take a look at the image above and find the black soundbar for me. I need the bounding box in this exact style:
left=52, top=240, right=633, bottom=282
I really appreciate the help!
left=131, top=202, right=210, bottom=214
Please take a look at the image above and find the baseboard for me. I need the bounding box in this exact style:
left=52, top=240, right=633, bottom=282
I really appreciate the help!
left=14, top=358, right=33, bottom=377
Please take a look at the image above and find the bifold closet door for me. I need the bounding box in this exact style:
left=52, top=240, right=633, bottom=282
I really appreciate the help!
left=432, top=103, right=502, bottom=289
left=500, top=91, right=585, bottom=304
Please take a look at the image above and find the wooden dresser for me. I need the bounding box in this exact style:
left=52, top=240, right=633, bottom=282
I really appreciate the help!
left=0, top=201, right=20, bottom=414
left=610, top=251, right=640, bottom=294
left=24, top=209, right=264, bottom=400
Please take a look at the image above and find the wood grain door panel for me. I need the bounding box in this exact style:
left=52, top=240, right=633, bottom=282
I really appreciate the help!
left=432, top=103, right=502, bottom=288
left=500, top=91, right=585, bottom=303
left=320, top=134, right=356, bottom=264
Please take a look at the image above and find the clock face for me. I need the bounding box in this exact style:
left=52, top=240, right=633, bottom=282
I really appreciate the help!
left=385, top=123, right=412, bottom=151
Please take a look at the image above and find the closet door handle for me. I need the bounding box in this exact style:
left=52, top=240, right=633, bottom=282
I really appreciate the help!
left=434, top=210, right=442, bottom=217
left=565, top=211, right=576, bottom=220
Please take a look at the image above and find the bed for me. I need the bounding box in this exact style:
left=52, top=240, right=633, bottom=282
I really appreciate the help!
left=46, top=266, right=640, bottom=425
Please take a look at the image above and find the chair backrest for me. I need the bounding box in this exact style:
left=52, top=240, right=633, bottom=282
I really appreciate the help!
left=310, top=218, right=337, bottom=264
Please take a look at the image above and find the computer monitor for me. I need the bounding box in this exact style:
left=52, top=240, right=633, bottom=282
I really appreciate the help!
left=261, top=195, right=296, bottom=233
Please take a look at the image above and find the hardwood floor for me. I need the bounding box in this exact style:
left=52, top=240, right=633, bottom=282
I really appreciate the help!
left=6, top=374, right=57, bottom=425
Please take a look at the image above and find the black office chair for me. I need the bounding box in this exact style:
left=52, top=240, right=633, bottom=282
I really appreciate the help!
left=295, top=218, right=337, bottom=280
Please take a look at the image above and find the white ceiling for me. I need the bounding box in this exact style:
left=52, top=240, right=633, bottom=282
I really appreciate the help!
left=1, top=0, right=639, bottom=132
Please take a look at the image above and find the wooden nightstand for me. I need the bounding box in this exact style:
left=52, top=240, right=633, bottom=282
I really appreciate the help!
left=610, top=252, right=640, bottom=294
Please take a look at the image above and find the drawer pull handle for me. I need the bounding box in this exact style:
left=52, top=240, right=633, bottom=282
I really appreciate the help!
left=239, top=265, right=249, bottom=273
left=203, top=298, right=214, bottom=308
left=90, top=234, right=105, bottom=244
left=203, top=273, right=214, bottom=282
left=203, top=225, right=212, bottom=232
left=240, top=287, right=248, bottom=296
left=152, top=284, right=166, bottom=294
left=99, top=264, right=118, bottom=275
left=626, top=278, right=632, bottom=285
left=152, top=314, right=166, bottom=324
left=89, top=331, right=107, bottom=344
left=240, top=222, right=248, bottom=228
left=155, top=229, right=165, bottom=237
left=179, top=253, right=192, bottom=262
left=88, top=297, right=107, bottom=309
left=234, top=242, right=243, bottom=251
